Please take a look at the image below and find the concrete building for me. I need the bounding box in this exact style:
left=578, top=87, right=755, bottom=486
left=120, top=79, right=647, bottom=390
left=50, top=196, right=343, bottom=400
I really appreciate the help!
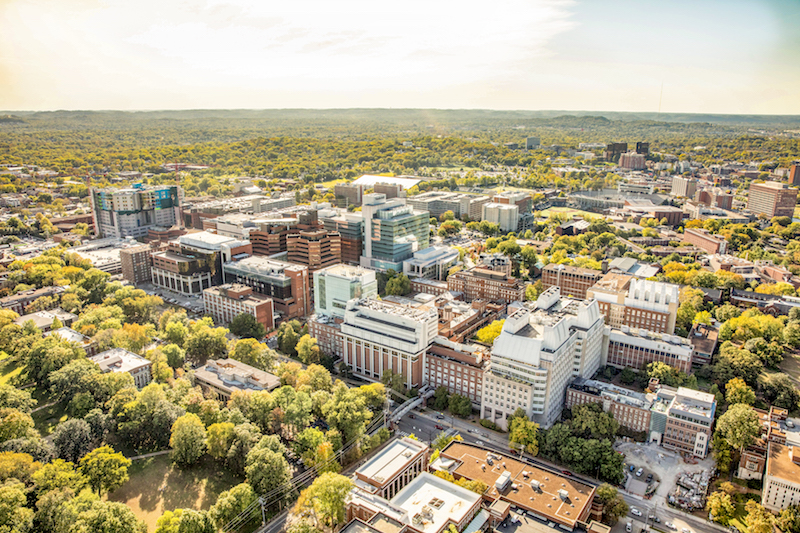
left=493, top=191, right=532, bottom=214
left=446, top=268, right=526, bottom=303
left=286, top=229, right=342, bottom=272
left=790, top=164, right=800, bottom=187
left=658, top=387, right=716, bottom=458
left=566, top=378, right=652, bottom=433
left=762, top=441, right=800, bottom=511
left=334, top=183, right=364, bottom=208
left=222, top=256, right=310, bottom=322
left=45, top=327, right=98, bottom=356
left=151, top=232, right=252, bottom=296
left=477, top=253, right=512, bottom=277
left=203, top=284, right=275, bottom=331
left=541, top=264, right=604, bottom=300
left=434, top=442, right=598, bottom=531
left=403, top=246, right=460, bottom=281
left=314, top=264, right=378, bottom=318
left=482, top=203, right=518, bottom=233
left=360, top=194, right=430, bottom=271
left=15, top=308, right=77, bottom=332
left=671, top=176, right=697, bottom=198
left=406, top=191, right=489, bottom=220
left=194, top=358, right=280, bottom=401
left=91, top=184, right=182, bottom=239
left=695, top=189, right=734, bottom=210
left=340, top=298, right=438, bottom=389
left=346, top=472, right=482, bottom=533
left=482, top=287, right=604, bottom=429
left=587, top=274, right=679, bottom=334
left=606, top=327, right=694, bottom=373
left=683, top=228, right=728, bottom=255
left=120, top=245, right=152, bottom=285
left=748, top=182, right=799, bottom=218
left=352, top=437, right=428, bottom=500
left=90, top=348, right=152, bottom=389
left=425, top=338, right=489, bottom=408
left=736, top=406, right=789, bottom=482
left=619, top=152, right=646, bottom=170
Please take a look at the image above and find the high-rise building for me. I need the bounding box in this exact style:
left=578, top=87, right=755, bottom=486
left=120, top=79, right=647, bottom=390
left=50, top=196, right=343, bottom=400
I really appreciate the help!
left=790, top=164, right=800, bottom=187
left=493, top=190, right=532, bottom=214
left=481, top=287, right=604, bottom=429
left=321, top=213, right=363, bottom=265
left=604, top=142, right=628, bottom=161
left=636, top=142, right=650, bottom=155
left=482, top=203, right=519, bottom=232
left=671, top=176, right=697, bottom=198
left=203, top=283, right=275, bottom=332
left=120, top=245, right=152, bottom=286
left=222, top=256, right=310, bottom=322
left=619, top=152, right=646, bottom=170
left=340, top=298, right=438, bottom=389
left=313, top=264, right=378, bottom=318
left=334, top=183, right=364, bottom=208
left=425, top=339, right=488, bottom=408
left=748, top=182, right=799, bottom=218
left=587, top=274, right=679, bottom=334
left=286, top=229, right=342, bottom=272
left=525, top=137, right=541, bottom=150
left=360, top=194, right=430, bottom=271
left=91, top=184, right=182, bottom=239
left=541, top=264, right=604, bottom=300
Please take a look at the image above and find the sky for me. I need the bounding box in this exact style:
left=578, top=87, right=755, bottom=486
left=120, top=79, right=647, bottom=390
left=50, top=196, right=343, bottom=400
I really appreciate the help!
left=1, top=0, right=799, bottom=114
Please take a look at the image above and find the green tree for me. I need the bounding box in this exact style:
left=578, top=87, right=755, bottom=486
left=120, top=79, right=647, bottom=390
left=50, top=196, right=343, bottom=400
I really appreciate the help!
left=0, top=479, right=33, bottom=532
left=206, top=422, right=235, bottom=460
left=776, top=504, right=800, bottom=533
left=229, top=313, right=266, bottom=339
left=162, top=344, right=186, bottom=369
left=52, top=419, right=93, bottom=463
left=725, top=377, right=755, bottom=406
left=74, top=501, right=146, bottom=533
left=385, top=273, right=411, bottom=296
left=595, top=483, right=629, bottom=525
left=79, top=445, right=131, bottom=496
left=32, top=459, right=88, bottom=494
left=208, top=483, right=257, bottom=529
left=170, top=413, right=207, bottom=466
left=295, top=473, right=353, bottom=532
left=154, top=508, right=214, bottom=533
left=231, top=338, right=274, bottom=370
left=296, top=335, right=321, bottom=365
left=184, top=319, right=228, bottom=363
left=322, top=383, right=373, bottom=443
left=448, top=394, right=472, bottom=417
left=706, top=491, right=735, bottom=524
left=570, top=403, right=619, bottom=440
left=245, top=446, right=290, bottom=495
left=509, top=416, right=539, bottom=456
left=0, top=384, right=36, bottom=413
left=745, top=500, right=774, bottom=533
left=475, top=320, right=504, bottom=345
left=432, top=386, right=449, bottom=410
left=717, top=403, right=761, bottom=452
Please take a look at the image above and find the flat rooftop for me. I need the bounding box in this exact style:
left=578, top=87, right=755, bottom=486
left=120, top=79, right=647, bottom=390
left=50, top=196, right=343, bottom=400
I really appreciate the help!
left=356, top=437, right=427, bottom=488
left=767, top=442, right=800, bottom=482
left=90, top=348, right=151, bottom=374
left=440, top=442, right=595, bottom=528
left=390, top=472, right=480, bottom=532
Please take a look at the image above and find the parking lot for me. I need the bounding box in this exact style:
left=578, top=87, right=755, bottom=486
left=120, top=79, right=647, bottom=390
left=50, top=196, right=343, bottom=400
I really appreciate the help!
left=139, top=283, right=205, bottom=317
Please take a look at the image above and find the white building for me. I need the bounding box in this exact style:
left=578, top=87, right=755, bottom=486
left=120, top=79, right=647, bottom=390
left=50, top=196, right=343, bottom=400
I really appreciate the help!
left=482, top=287, right=604, bottom=430
left=314, top=264, right=378, bottom=318
left=90, top=348, right=153, bottom=389
left=671, top=176, right=697, bottom=198
left=482, top=202, right=519, bottom=233
left=340, top=298, right=438, bottom=389
left=402, top=246, right=460, bottom=281
left=90, top=184, right=182, bottom=239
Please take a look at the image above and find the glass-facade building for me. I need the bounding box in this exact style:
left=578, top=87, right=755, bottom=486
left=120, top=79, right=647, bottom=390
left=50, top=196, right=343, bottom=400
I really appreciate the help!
left=314, top=264, right=378, bottom=318
left=360, top=194, right=430, bottom=271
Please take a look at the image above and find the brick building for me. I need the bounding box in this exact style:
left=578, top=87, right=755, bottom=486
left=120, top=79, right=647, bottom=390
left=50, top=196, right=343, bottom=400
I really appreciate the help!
left=446, top=268, right=526, bottom=303
left=222, top=256, right=310, bottom=323
left=586, top=274, right=679, bottom=334
left=120, top=245, right=153, bottom=285
left=682, top=228, right=728, bottom=254
left=606, top=328, right=693, bottom=373
left=286, top=229, right=342, bottom=272
left=748, top=182, right=799, bottom=218
left=425, top=338, right=488, bottom=408
left=566, top=378, right=652, bottom=433
left=541, top=264, right=604, bottom=300
left=203, top=283, right=275, bottom=332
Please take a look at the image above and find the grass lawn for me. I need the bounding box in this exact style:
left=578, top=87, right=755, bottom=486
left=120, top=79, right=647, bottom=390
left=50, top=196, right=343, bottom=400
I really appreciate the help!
left=729, top=502, right=750, bottom=533
left=0, top=352, right=22, bottom=386
left=107, top=454, right=244, bottom=532
left=779, top=352, right=800, bottom=386
left=32, top=401, right=69, bottom=436
left=539, top=207, right=602, bottom=220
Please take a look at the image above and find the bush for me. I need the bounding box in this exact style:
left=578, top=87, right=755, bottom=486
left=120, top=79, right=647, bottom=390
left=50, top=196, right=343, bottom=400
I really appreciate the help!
left=479, top=419, right=504, bottom=432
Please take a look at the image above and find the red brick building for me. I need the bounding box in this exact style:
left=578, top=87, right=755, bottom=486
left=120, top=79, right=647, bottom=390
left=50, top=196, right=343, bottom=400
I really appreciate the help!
left=447, top=268, right=526, bottom=302
left=541, top=264, right=603, bottom=300
left=203, top=284, right=275, bottom=332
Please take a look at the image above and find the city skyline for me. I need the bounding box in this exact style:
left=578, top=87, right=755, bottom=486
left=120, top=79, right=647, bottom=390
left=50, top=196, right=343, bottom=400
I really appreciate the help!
left=2, top=0, right=799, bottom=114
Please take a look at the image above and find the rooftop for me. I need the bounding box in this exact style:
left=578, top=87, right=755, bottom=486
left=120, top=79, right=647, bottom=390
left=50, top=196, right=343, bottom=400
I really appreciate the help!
left=390, top=472, right=480, bottom=532
left=90, top=348, right=151, bottom=374
left=352, top=175, right=421, bottom=189
left=766, top=442, right=800, bottom=482
left=356, top=437, right=428, bottom=489
left=195, top=358, right=280, bottom=393
left=15, top=308, right=77, bottom=330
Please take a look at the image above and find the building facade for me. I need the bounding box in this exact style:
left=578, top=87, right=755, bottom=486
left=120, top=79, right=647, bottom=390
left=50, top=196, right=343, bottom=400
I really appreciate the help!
left=90, top=348, right=153, bottom=389
left=446, top=268, right=526, bottom=303
left=682, top=228, right=728, bottom=255
left=542, top=264, right=604, bottom=300
left=605, top=328, right=693, bottom=373
left=748, top=182, right=799, bottom=218
left=286, top=229, right=342, bottom=272
left=566, top=378, right=652, bottom=433
left=91, top=184, right=182, bottom=239
left=314, top=264, right=378, bottom=318
left=120, top=245, right=153, bottom=285
left=671, top=176, right=697, bottom=198
left=203, top=284, right=275, bottom=331
left=587, top=274, right=679, bottom=334
left=661, top=388, right=716, bottom=458
left=194, top=358, right=280, bottom=401
left=482, top=203, right=518, bottom=233
left=403, top=246, right=460, bottom=281
left=425, top=338, right=488, bottom=408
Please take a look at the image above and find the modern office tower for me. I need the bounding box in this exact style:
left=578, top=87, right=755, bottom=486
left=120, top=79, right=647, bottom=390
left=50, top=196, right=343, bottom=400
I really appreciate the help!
left=446, top=267, right=526, bottom=303
left=321, top=213, right=363, bottom=264
left=635, top=142, right=650, bottom=155
left=619, top=152, right=646, bottom=170
left=334, top=183, right=364, bottom=208
left=587, top=274, right=679, bottom=334
left=340, top=298, right=438, bottom=389
left=286, top=229, right=342, bottom=272
left=360, top=194, right=430, bottom=271
left=683, top=228, right=728, bottom=254
left=541, top=264, right=604, bottom=300
left=671, top=176, right=697, bottom=198
left=402, top=246, right=460, bottom=281
left=91, top=184, right=182, bottom=238
left=313, top=264, right=378, bottom=318
left=151, top=232, right=252, bottom=295
left=604, top=142, right=628, bottom=161
left=203, top=283, right=275, bottom=331
left=120, top=245, right=153, bottom=285
left=481, top=287, right=604, bottom=429
left=222, top=256, right=310, bottom=322
left=482, top=203, right=519, bottom=233
left=748, top=182, right=799, bottom=218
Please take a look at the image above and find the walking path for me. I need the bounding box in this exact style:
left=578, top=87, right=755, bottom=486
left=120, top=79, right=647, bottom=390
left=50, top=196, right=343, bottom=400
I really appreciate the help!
left=126, top=449, right=172, bottom=461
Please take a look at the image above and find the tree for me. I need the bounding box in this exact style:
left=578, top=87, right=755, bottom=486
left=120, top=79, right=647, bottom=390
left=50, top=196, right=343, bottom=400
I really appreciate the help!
left=0, top=451, right=39, bottom=485
left=707, top=491, right=734, bottom=524
left=229, top=313, right=266, bottom=339
left=0, top=408, right=35, bottom=443
left=717, top=403, right=761, bottom=452
left=294, top=473, right=353, bottom=532
left=725, top=377, right=755, bottom=406
left=49, top=359, right=101, bottom=401
left=231, top=338, right=274, bottom=370
left=526, top=280, right=544, bottom=301
left=760, top=373, right=800, bottom=410
left=277, top=322, right=299, bottom=357
left=209, top=483, right=257, bottom=529
left=74, top=501, right=146, bottom=533
left=385, top=273, right=411, bottom=296
left=52, top=419, right=93, bottom=463
left=776, top=504, right=800, bottom=533
left=0, top=479, right=33, bottom=532
left=184, top=319, right=228, bottom=363
left=162, top=344, right=186, bottom=369
left=693, top=311, right=713, bottom=326
left=746, top=501, right=774, bottom=533
left=154, top=508, right=214, bottom=533
left=595, top=483, right=629, bottom=525
left=0, top=384, right=36, bottom=413
left=32, top=459, right=87, bottom=494
left=170, top=413, right=207, bottom=466
left=570, top=403, right=619, bottom=440
left=432, top=386, right=449, bottom=411
left=322, top=383, right=373, bottom=443
left=509, top=416, right=539, bottom=456
left=206, top=422, right=235, bottom=460
left=448, top=394, right=472, bottom=417
left=475, top=320, right=504, bottom=345
left=296, top=335, right=321, bottom=365
left=79, top=445, right=130, bottom=496
left=245, top=446, right=290, bottom=495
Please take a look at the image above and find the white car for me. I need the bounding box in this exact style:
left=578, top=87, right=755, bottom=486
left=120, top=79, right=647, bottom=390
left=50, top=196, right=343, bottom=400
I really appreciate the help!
left=665, top=523, right=675, bottom=530
left=682, top=528, right=692, bottom=533
left=631, top=509, right=642, bottom=517
left=626, top=523, right=632, bottom=532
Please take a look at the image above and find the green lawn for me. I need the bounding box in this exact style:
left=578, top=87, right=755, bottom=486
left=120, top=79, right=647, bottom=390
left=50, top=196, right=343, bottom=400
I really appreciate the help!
left=107, top=454, right=244, bottom=532
left=0, top=352, right=22, bottom=386
left=32, top=401, right=69, bottom=436
left=729, top=502, right=749, bottom=533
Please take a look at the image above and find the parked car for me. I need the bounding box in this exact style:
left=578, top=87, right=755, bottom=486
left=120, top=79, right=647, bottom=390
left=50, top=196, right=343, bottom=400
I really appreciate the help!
left=626, top=523, right=632, bottom=532
left=635, top=468, right=644, bottom=477
left=435, top=424, right=444, bottom=430
left=682, top=528, right=692, bottom=533
left=629, top=465, right=635, bottom=472
left=436, top=414, right=445, bottom=420
left=476, top=440, right=484, bottom=446
left=665, top=522, right=675, bottom=530
left=631, top=508, right=642, bottom=517
left=646, top=474, right=654, bottom=483
left=481, top=432, right=488, bottom=437
left=408, top=414, right=415, bottom=419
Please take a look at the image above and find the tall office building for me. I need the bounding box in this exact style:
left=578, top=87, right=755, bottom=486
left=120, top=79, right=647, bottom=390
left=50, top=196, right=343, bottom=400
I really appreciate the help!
left=482, top=203, right=519, bottom=233
left=91, top=184, right=182, bottom=239
left=286, top=229, right=342, bottom=272
left=222, top=256, right=310, bottom=322
left=671, top=176, right=697, bottom=198
left=313, top=264, right=378, bottom=318
left=481, top=287, right=604, bottom=429
left=321, top=213, right=363, bottom=264
left=748, top=182, right=799, bottom=218
left=619, top=152, right=646, bottom=170
left=360, top=194, right=430, bottom=271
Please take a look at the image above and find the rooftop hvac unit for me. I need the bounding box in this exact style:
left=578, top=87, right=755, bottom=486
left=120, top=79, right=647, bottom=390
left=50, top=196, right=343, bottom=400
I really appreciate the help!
left=531, top=480, right=541, bottom=491
left=558, top=489, right=569, bottom=501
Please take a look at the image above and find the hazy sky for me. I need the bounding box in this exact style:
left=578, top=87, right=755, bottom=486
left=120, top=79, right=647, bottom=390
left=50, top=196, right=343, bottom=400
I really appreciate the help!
left=1, top=0, right=799, bottom=113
